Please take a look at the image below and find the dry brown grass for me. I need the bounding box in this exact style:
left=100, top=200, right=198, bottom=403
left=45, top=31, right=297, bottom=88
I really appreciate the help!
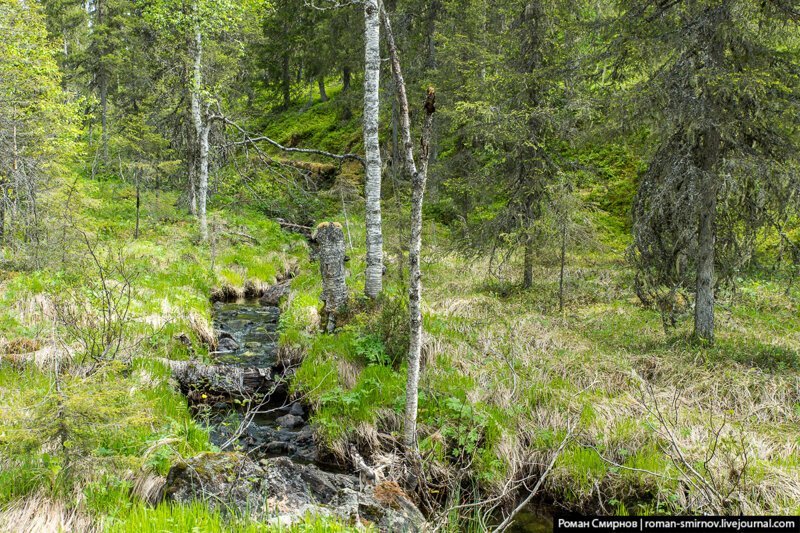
left=0, top=493, right=95, bottom=533
left=189, top=310, right=216, bottom=349
left=373, top=480, right=410, bottom=510
left=129, top=471, right=166, bottom=506
left=413, top=247, right=800, bottom=514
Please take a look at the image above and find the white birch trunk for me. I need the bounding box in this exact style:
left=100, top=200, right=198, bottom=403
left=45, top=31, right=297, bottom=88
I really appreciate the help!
left=383, top=8, right=436, bottom=454
left=190, top=4, right=208, bottom=240
left=198, top=122, right=210, bottom=240
left=363, top=0, right=383, bottom=298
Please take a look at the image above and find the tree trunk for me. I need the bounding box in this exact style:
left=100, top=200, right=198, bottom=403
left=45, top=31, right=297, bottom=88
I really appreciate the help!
left=383, top=7, right=436, bottom=457
left=523, top=234, right=534, bottom=288
left=198, top=123, right=210, bottom=240
left=189, top=6, right=208, bottom=240
left=0, top=189, right=5, bottom=246
left=134, top=174, right=140, bottom=239
left=316, top=222, right=348, bottom=333
left=694, top=128, right=721, bottom=343
left=559, top=224, right=566, bottom=312
left=97, top=0, right=109, bottom=163
left=318, top=77, right=328, bottom=102
left=424, top=0, right=440, bottom=70
left=342, top=66, right=351, bottom=91
left=188, top=161, right=197, bottom=215
left=363, top=0, right=383, bottom=299
left=405, top=89, right=436, bottom=454
left=100, top=73, right=108, bottom=162
left=281, top=51, right=291, bottom=109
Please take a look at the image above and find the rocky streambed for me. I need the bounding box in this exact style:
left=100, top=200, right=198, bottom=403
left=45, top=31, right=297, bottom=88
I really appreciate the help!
left=160, top=298, right=426, bottom=531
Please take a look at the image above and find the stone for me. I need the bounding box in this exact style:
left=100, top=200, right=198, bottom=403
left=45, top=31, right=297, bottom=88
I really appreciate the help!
left=164, top=452, right=426, bottom=531
left=217, top=336, right=239, bottom=352
left=259, top=283, right=290, bottom=307
left=275, top=413, right=304, bottom=429
left=164, top=452, right=265, bottom=512
left=289, top=402, right=305, bottom=416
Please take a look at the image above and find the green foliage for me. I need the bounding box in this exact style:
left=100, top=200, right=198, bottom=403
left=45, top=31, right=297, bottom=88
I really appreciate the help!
left=110, top=501, right=364, bottom=532
left=353, top=333, right=391, bottom=367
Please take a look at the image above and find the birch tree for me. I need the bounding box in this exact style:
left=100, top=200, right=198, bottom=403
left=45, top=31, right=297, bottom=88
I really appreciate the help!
left=145, top=0, right=237, bottom=240
left=189, top=0, right=210, bottom=239
left=363, top=0, right=384, bottom=298
left=382, top=7, right=436, bottom=456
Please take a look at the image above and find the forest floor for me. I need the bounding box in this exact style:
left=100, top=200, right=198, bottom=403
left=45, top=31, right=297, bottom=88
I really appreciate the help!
left=287, top=205, right=800, bottom=522
left=1, top=91, right=799, bottom=531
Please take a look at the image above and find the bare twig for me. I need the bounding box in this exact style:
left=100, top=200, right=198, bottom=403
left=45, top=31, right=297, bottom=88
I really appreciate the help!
left=491, top=426, right=574, bottom=532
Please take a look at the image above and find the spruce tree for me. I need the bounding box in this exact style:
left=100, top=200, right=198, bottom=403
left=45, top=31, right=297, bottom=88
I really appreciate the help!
left=609, top=0, right=800, bottom=342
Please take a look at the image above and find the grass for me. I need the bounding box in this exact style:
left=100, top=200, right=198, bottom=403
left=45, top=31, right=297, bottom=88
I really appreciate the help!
left=108, top=501, right=367, bottom=532
left=2, top=87, right=799, bottom=529
left=0, top=172, right=336, bottom=529
left=270, top=97, right=800, bottom=516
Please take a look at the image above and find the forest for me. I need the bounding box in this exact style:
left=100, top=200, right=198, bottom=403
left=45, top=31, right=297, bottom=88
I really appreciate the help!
left=0, top=0, right=799, bottom=531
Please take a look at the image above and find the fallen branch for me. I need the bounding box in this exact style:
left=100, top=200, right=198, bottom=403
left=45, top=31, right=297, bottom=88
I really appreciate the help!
left=491, top=427, right=573, bottom=532
left=222, top=118, right=365, bottom=166
left=224, top=230, right=259, bottom=245
left=276, top=218, right=314, bottom=236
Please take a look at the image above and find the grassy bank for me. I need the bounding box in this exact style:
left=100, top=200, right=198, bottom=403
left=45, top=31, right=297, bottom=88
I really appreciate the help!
left=0, top=175, right=363, bottom=530
left=267, top=97, right=800, bottom=522
left=285, top=204, right=800, bottom=521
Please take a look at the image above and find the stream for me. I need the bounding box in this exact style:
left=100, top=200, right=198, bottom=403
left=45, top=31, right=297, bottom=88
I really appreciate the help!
left=169, top=298, right=550, bottom=531
left=203, top=299, right=332, bottom=467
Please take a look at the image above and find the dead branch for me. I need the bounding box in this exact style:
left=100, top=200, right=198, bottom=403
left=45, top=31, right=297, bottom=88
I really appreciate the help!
left=491, top=427, right=573, bottom=532
left=222, top=118, right=365, bottom=166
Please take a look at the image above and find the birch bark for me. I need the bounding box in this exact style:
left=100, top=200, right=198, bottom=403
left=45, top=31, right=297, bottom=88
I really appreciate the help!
left=189, top=2, right=209, bottom=240
left=363, top=0, right=383, bottom=298
left=383, top=8, right=436, bottom=454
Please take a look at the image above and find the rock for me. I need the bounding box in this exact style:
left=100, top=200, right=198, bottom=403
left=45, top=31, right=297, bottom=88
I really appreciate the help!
left=265, top=441, right=291, bottom=454
left=164, top=453, right=426, bottom=531
left=217, top=336, right=239, bottom=352
left=262, top=457, right=425, bottom=531
left=164, top=452, right=265, bottom=512
left=259, top=283, right=290, bottom=307
left=289, top=402, right=305, bottom=416
left=275, top=413, right=304, bottom=429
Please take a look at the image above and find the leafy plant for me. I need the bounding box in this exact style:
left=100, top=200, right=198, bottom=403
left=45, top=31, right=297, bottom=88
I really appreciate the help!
left=353, top=333, right=390, bottom=367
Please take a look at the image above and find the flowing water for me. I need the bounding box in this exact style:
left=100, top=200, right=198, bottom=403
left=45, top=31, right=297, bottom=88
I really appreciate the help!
left=202, top=299, right=332, bottom=466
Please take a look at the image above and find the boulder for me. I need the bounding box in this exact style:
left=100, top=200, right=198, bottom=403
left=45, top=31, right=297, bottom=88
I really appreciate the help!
left=275, top=413, right=304, bottom=429
left=164, top=452, right=426, bottom=531
left=217, top=336, right=240, bottom=352
left=259, top=283, right=290, bottom=307
left=164, top=452, right=266, bottom=512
